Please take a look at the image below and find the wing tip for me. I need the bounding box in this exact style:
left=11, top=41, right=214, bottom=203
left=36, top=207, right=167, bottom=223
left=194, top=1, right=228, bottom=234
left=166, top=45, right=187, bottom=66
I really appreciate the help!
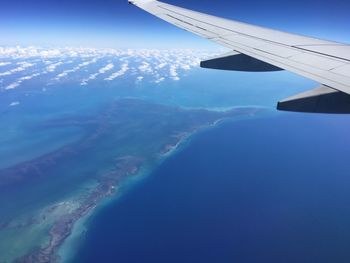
left=277, top=85, right=350, bottom=114
left=128, top=0, right=156, bottom=6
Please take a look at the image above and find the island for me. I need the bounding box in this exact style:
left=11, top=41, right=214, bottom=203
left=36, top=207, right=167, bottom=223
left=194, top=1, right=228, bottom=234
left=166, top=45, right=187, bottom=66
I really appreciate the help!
left=0, top=99, right=262, bottom=263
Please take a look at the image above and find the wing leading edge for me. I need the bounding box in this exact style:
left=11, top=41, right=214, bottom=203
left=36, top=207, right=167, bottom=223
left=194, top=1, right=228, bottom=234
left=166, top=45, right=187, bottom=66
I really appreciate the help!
left=129, top=0, right=350, bottom=113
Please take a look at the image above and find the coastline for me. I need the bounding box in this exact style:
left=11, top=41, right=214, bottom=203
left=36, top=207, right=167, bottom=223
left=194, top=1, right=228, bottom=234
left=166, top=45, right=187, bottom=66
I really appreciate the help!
left=58, top=105, right=270, bottom=263
left=56, top=164, right=155, bottom=263
left=53, top=135, right=193, bottom=263
left=58, top=106, right=270, bottom=263
left=57, top=120, right=220, bottom=263
left=16, top=156, right=144, bottom=263
left=0, top=100, right=268, bottom=263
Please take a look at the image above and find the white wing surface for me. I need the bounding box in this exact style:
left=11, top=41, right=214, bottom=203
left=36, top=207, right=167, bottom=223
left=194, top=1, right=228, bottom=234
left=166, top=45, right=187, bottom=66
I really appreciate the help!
left=129, top=0, right=350, bottom=113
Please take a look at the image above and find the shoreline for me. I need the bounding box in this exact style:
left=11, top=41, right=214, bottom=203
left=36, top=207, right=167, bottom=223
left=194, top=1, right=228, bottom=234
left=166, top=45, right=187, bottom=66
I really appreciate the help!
left=56, top=164, right=155, bottom=263
left=57, top=124, right=215, bottom=263
left=1, top=101, right=268, bottom=263
left=55, top=106, right=269, bottom=263
left=56, top=116, right=237, bottom=263
left=16, top=156, right=144, bottom=263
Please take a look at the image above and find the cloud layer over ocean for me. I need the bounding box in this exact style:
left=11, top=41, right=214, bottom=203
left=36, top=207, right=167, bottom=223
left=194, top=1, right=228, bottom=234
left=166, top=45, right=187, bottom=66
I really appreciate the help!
left=0, top=47, right=218, bottom=90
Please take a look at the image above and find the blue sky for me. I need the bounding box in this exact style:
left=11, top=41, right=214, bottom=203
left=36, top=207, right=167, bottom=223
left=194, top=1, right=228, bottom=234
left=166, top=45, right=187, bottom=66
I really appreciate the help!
left=1, top=0, right=349, bottom=48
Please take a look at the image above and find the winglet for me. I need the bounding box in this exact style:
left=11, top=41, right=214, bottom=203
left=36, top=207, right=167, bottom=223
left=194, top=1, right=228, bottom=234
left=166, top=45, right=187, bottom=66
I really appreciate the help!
left=277, top=85, right=350, bottom=113
left=200, top=51, right=283, bottom=72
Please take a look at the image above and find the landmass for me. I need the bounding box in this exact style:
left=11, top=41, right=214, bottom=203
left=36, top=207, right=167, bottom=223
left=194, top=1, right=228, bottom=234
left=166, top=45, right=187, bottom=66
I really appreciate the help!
left=15, top=157, right=142, bottom=263
left=0, top=99, right=262, bottom=263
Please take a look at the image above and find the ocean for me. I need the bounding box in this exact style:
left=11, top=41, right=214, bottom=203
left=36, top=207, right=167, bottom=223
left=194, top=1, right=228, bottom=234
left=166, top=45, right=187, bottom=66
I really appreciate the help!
left=1, top=48, right=349, bottom=262
left=73, top=113, right=350, bottom=263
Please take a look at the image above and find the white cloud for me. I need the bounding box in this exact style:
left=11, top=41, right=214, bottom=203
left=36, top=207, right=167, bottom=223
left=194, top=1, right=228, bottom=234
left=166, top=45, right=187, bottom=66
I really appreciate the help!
left=0, top=62, right=11, bottom=67
left=155, top=77, right=165, bottom=84
left=55, top=72, right=69, bottom=79
left=81, top=73, right=98, bottom=86
left=0, top=62, right=35, bottom=77
left=9, top=101, right=20, bottom=107
left=19, top=73, right=40, bottom=81
left=105, top=63, right=129, bottom=81
left=81, top=63, right=115, bottom=85
left=40, top=49, right=62, bottom=57
left=138, top=62, right=153, bottom=74
left=99, top=63, right=114, bottom=74
left=0, top=46, right=220, bottom=87
left=169, top=65, right=180, bottom=80
left=156, top=62, right=167, bottom=69
left=78, top=58, right=98, bottom=68
left=5, top=82, right=21, bottom=90
left=136, top=76, right=144, bottom=82
left=46, top=62, right=63, bottom=72
left=17, top=62, right=35, bottom=67
left=133, top=49, right=211, bottom=83
left=181, top=65, right=191, bottom=70
left=5, top=72, right=41, bottom=90
left=54, top=58, right=98, bottom=81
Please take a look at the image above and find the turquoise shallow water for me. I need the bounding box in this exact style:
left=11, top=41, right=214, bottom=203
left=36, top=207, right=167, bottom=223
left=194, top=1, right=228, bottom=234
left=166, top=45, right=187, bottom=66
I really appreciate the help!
left=0, top=51, right=322, bottom=262
left=0, top=64, right=313, bottom=171
left=74, top=113, right=350, bottom=263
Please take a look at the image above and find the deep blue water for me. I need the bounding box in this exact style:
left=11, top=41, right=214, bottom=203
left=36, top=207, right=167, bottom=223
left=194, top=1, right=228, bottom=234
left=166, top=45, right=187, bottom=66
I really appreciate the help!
left=75, top=114, right=350, bottom=263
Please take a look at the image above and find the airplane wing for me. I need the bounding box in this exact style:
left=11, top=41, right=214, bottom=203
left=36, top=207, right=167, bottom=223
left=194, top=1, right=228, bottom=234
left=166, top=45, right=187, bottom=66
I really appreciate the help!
left=129, top=0, right=350, bottom=113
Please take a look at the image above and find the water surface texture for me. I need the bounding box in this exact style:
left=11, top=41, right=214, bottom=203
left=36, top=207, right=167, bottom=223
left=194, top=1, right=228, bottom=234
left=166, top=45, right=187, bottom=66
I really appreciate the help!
left=75, top=115, right=350, bottom=263
left=1, top=47, right=347, bottom=263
